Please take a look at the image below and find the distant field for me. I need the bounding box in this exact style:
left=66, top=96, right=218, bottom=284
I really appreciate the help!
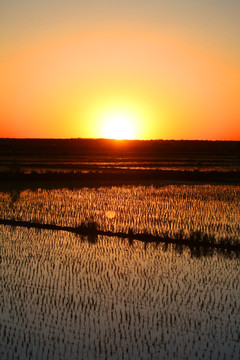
left=1, top=139, right=240, bottom=187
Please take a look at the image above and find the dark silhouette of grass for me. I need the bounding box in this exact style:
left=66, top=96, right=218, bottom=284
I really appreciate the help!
left=0, top=218, right=239, bottom=256
left=1, top=169, right=240, bottom=191
left=76, top=220, right=99, bottom=233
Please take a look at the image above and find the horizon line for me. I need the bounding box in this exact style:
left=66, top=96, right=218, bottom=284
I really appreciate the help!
left=1, top=137, right=240, bottom=142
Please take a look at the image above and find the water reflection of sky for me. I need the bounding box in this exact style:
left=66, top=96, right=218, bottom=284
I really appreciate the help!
left=1, top=228, right=239, bottom=360
left=1, top=158, right=240, bottom=173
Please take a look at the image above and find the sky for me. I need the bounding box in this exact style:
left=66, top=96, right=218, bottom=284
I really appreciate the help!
left=0, top=0, right=240, bottom=140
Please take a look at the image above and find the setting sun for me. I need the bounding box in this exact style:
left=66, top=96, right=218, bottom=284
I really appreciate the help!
left=102, top=111, right=136, bottom=140
left=84, top=95, right=150, bottom=140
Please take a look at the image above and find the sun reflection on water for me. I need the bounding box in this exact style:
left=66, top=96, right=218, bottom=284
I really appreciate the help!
left=105, top=210, right=116, bottom=219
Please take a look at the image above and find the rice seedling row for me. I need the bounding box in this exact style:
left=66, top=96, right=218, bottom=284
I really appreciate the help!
left=0, top=185, right=239, bottom=245
left=1, top=226, right=239, bottom=359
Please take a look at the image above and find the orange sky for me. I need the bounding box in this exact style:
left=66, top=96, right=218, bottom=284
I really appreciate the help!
left=0, top=1, right=240, bottom=140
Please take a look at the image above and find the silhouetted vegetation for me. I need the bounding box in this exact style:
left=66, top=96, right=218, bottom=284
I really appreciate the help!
left=1, top=218, right=239, bottom=257
left=1, top=138, right=240, bottom=158
left=0, top=169, right=240, bottom=191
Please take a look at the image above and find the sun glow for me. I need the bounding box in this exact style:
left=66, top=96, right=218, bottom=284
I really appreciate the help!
left=102, top=110, right=136, bottom=140
left=83, top=94, right=153, bottom=140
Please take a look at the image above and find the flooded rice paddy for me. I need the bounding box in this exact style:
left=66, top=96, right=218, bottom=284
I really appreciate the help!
left=1, top=185, right=240, bottom=359
left=1, top=185, right=240, bottom=244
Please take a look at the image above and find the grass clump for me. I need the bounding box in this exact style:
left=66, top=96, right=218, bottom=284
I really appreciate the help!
left=77, top=220, right=99, bottom=233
